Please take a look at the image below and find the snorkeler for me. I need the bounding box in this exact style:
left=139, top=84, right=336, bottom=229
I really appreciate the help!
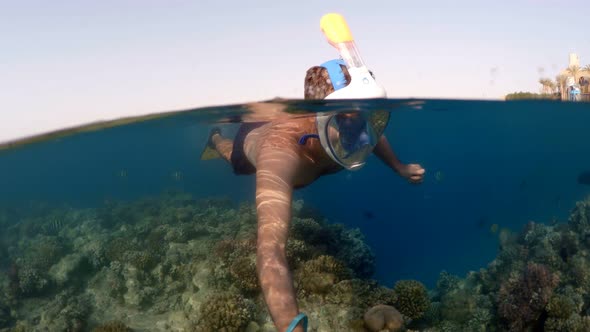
left=201, top=14, right=425, bottom=332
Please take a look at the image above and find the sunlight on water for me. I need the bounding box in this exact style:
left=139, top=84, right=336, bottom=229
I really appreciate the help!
left=0, top=99, right=589, bottom=331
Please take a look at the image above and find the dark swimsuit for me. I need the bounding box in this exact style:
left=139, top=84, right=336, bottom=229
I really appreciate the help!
left=231, top=123, right=343, bottom=183
left=231, top=122, right=266, bottom=175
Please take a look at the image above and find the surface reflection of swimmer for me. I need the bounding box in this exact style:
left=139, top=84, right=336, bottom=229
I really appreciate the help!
left=202, top=60, right=424, bottom=331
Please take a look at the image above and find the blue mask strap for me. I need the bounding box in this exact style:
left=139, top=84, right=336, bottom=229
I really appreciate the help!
left=298, top=134, right=319, bottom=145
left=320, top=59, right=347, bottom=91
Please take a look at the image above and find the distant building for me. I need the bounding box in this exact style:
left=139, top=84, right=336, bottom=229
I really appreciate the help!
left=569, top=53, right=580, bottom=67
left=559, top=53, right=589, bottom=100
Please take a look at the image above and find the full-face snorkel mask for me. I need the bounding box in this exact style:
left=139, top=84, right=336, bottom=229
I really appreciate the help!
left=316, top=13, right=389, bottom=170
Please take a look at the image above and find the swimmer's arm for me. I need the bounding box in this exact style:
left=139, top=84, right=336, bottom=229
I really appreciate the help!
left=255, top=143, right=303, bottom=332
left=373, top=135, right=425, bottom=183
left=372, top=135, right=404, bottom=172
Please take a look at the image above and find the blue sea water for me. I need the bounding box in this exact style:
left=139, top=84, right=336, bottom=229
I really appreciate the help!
left=1, top=98, right=589, bottom=291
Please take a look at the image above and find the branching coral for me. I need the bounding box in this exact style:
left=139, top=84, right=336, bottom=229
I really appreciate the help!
left=37, top=290, right=92, bottom=331
left=92, top=321, right=132, bottom=332
left=21, top=235, right=67, bottom=271
left=327, top=227, right=376, bottom=278
left=569, top=197, right=590, bottom=236
left=543, top=287, right=586, bottom=332
left=17, top=265, right=49, bottom=295
left=105, top=237, right=137, bottom=263
left=228, top=256, right=259, bottom=293
left=429, top=271, right=494, bottom=330
left=295, top=255, right=351, bottom=295
left=211, top=237, right=259, bottom=293
left=439, top=287, right=479, bottom=325
left=164, top=222, right=198, bottom=243
left=392, top=280, right=430, bottom=320
left=497, top=263, right=559, bottom=331
left=546, top=293, right=579, bottom=319
left=545, top=314, right=590, bottom=332
left=123, top=251, right=158, bottom=271
left=286, top=238, right=312, bottom=267
left=435, top=271, right=460, bottom=297
left=289, top=217, right=376, bottom=278
left=290, top=217, right=323, bottom=243
left=466, top=308, right=492, bottom=332
left=213, top=237, right=256, bottom=264
left=194, top=292, right=254, bottom=332
left=325, top=279, right=395, bottom=308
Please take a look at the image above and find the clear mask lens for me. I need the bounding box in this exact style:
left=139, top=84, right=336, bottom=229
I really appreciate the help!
left=325, top=112, right=379, bottom=168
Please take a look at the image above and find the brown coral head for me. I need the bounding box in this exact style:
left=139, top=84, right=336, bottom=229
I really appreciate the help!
left=363, top=305, right=404, bottom=332
left=526, top=262, right=560, bottom=289
left=229, top=257, right=259, bottom=293
left=213, top=239, right=235, bottom=261
left=498, top=263, right=559, bottom=331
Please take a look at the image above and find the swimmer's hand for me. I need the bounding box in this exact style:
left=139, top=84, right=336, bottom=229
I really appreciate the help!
left=396, top=163, right=425, bottom=184
left=371, top=136, right=424, bottom=183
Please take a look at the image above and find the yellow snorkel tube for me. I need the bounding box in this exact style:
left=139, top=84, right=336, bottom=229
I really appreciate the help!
left=320, top=13, right=387, bottom=99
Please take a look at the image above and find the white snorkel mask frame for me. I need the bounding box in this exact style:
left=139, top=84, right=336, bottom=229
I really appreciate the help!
left=316, top=13, right=388, bottom=170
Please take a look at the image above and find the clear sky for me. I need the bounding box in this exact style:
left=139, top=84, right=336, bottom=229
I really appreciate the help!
left=1, top=0, right=589, bottom=142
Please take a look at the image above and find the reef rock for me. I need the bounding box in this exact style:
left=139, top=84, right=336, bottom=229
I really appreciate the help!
left=363, top=305, right=404, bottom=332
left=48, top=252, right=85, bottom=286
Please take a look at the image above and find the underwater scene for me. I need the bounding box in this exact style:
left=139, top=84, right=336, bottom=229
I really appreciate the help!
left=1, top=99, right=590, bottom=332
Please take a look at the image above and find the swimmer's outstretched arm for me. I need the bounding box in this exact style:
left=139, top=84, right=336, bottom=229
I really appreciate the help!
left=255, top=140, right=303, bottom=332
left=373, top=135, right=425, bottom=183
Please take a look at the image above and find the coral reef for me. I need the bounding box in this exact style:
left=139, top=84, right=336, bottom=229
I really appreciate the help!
left=422, top=195, right=590, bottom=331
left=392, top=280, right=431, bottom=320
left=295, top=255, right=352, bottom=296
left=363, top=304, right=404, bottom=332
left=544, top=314, right=590, bottom=332
left=211, top=236, right=259, bottom=293
left=6, top=191, right=590, bottom=331
left=228, top=256, right=258, bottom=293
left=0, top=301, right=12, bottom=329
left=34, top=290, right=92, bottom=331
left=0, top=193, right=388, bottom=331
left=497, top=263, right=559, bottom=331
left=289, top=217, right=376, bottom=278
left=193, top=292, right=255, bottom=332
left=92, top=321, right=133, bottom=332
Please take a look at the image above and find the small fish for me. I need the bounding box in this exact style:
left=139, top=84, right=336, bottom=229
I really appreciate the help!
left=43, top=217, right=63, bottom=234
left=118, top=170, right=128, bottom=178
left=490, top=223, right=499, bottom=234
left=171, top=171, right=183, bottom=181
left=519, top=179, right=527, bottom=190
left=434, top=171, right=443, bottom=183
left=577, top=171, right=590, bottom=186
left=361, top=210, right=375, bottom=220
left=52, top=217, right=63, bottom=229
left=477, top=216, right=488, bottom=229
left=555, top=195, right=562, bottom=209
